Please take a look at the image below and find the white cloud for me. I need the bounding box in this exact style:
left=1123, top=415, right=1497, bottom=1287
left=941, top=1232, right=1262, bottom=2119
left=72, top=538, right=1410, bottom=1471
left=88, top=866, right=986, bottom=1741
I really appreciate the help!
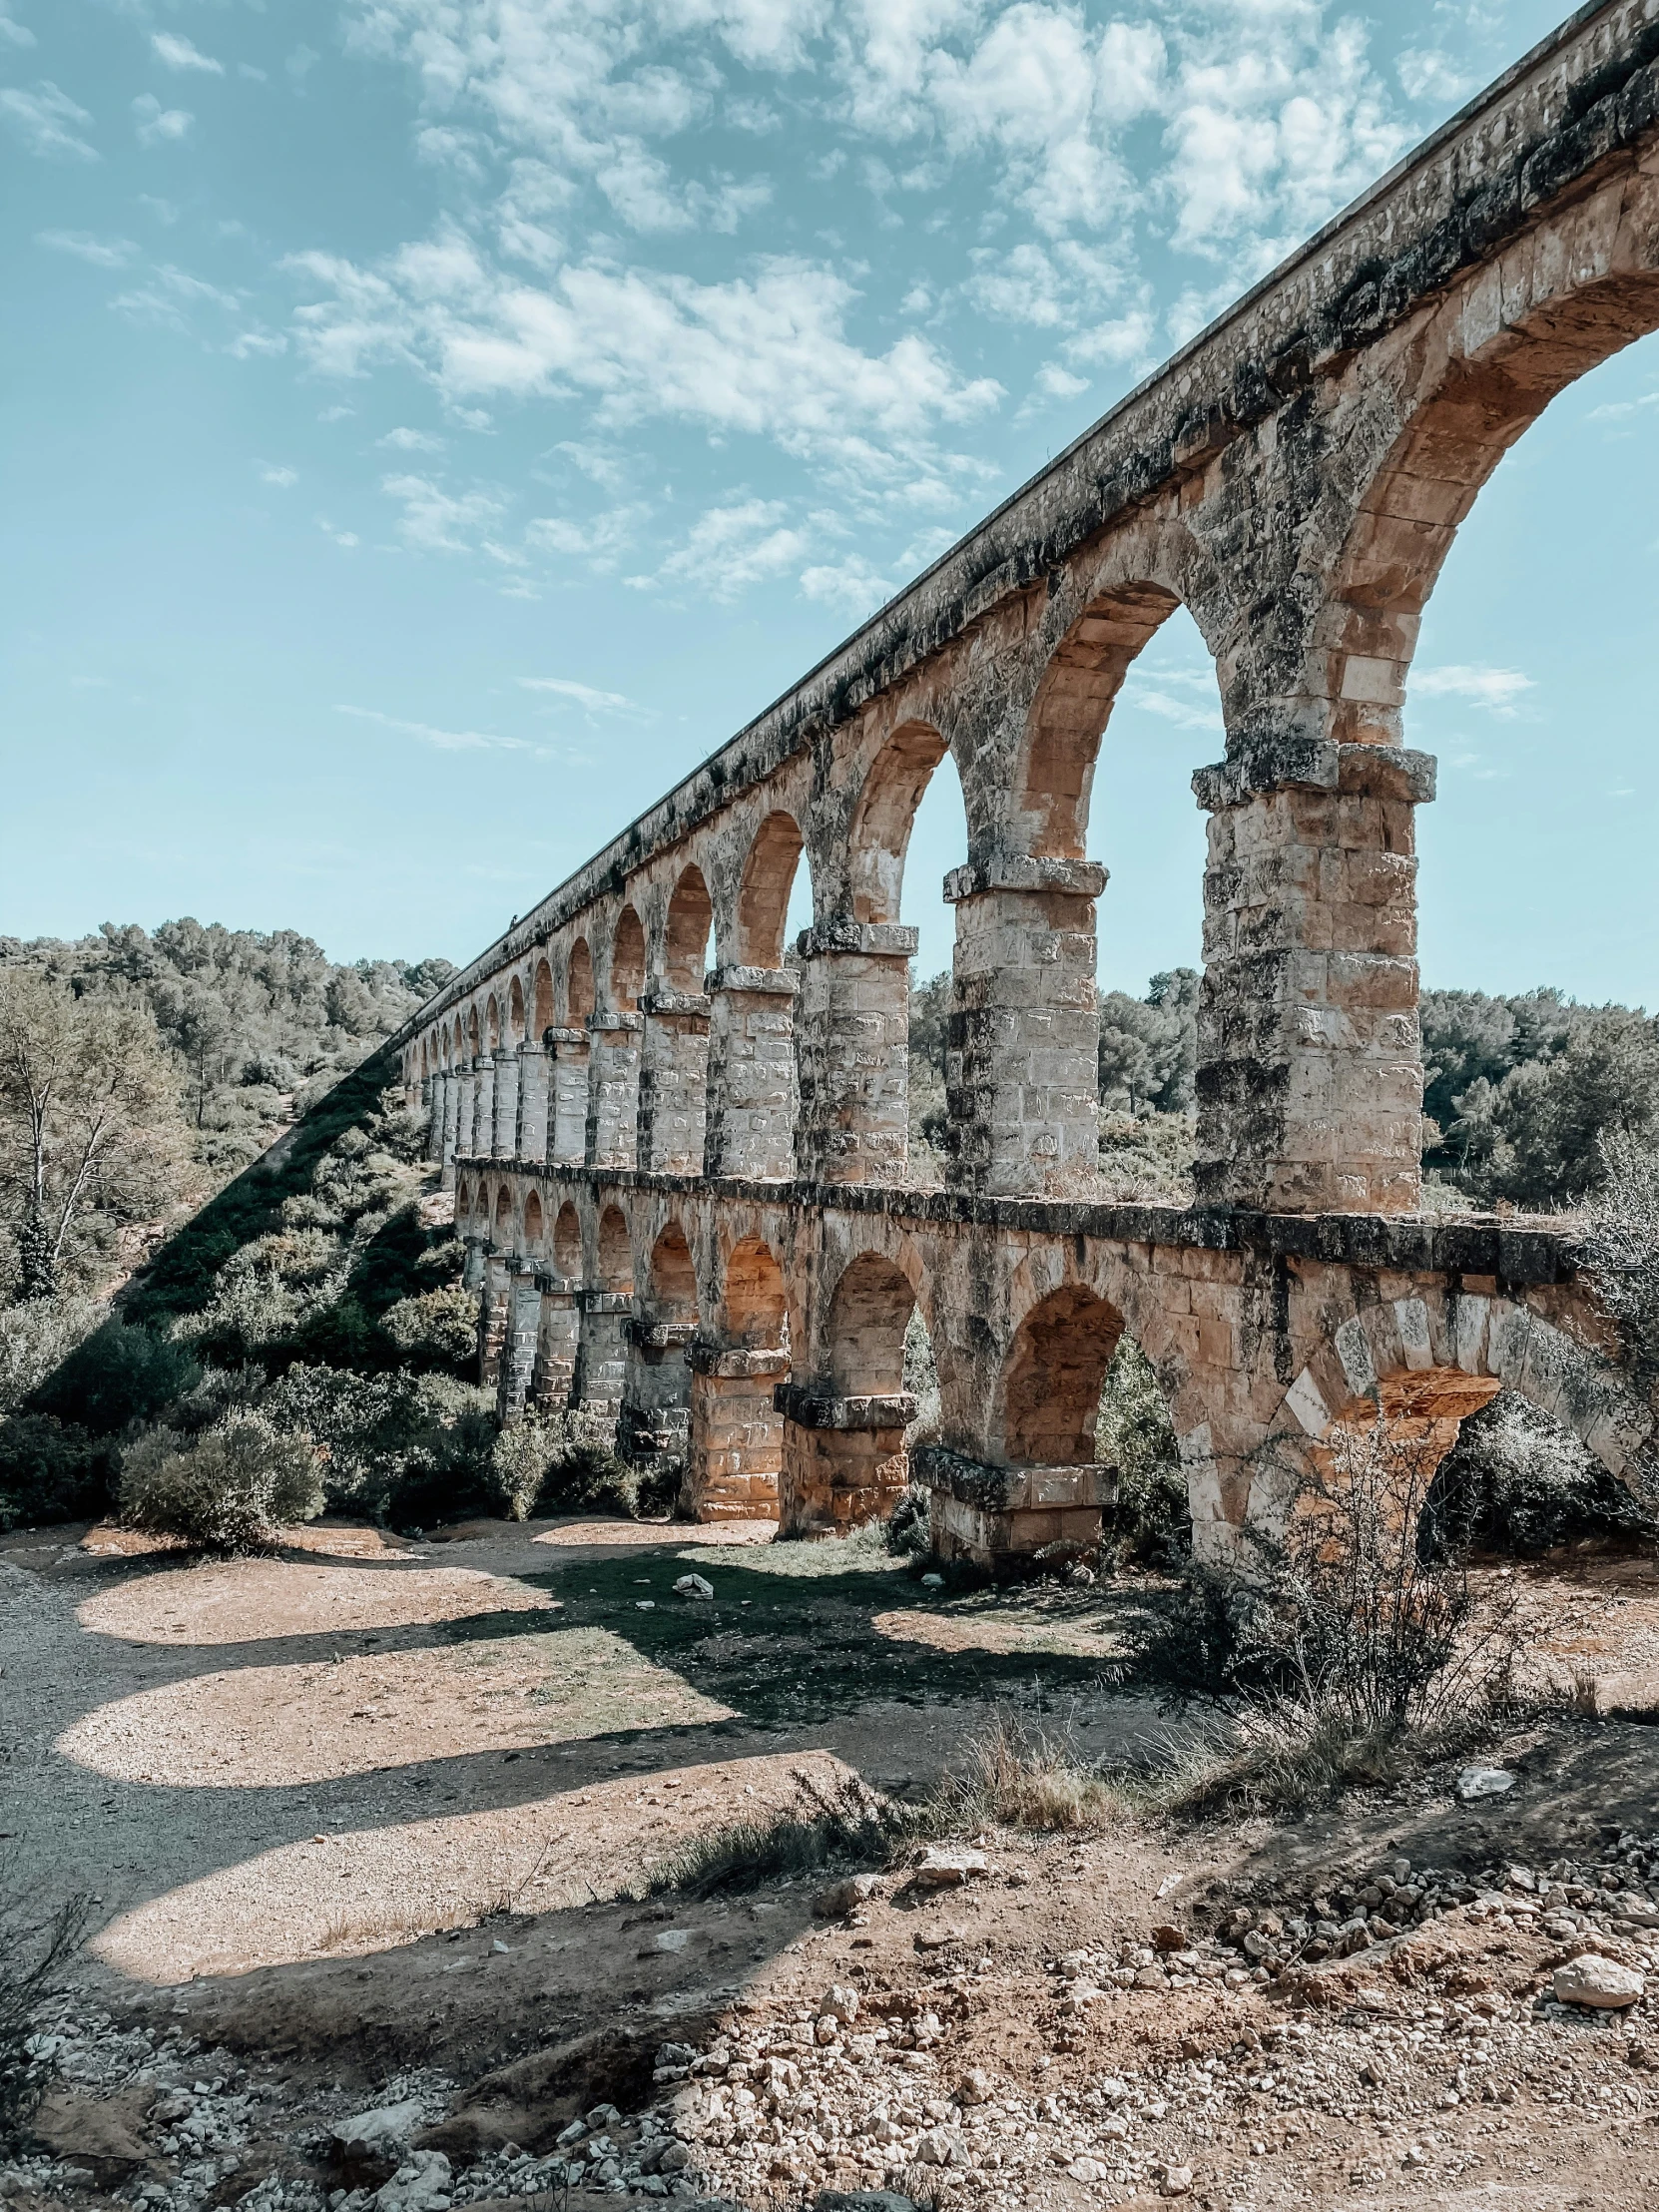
left=1397, top=49, right=1471, bottom=106
left=228, top=326, right=289, bottom=358
left=289, top=233, right=1001, bottom=451
left=153, top=32, right=224, bottom=76
left=642, top=496, right=810, bottom=598
left=526, top=501, right=650, bottom=569
left=800, top=555, right=894, bottom=616
left=36, top=229, right=137, bottom=267
left=259, top=464, right=298, bottom=487
left=0, top=6, right=35, bottom=49
left=1588, top=389, right=1659, bottom=423
left=519, top=675, right=643, bottom=713
left=110, top=264, right=241, bottom=331
left=1412, top=664, right=1535, bottom=716
left=379, top=470, right=512, bottom=555
left=1032, top=362, right=1087, bottom=400
left=378, top=425, right=447, bottom=451
left=1125, top=686, right=1223, bottom=732
left=335, top=704, right=531, bottom=751
left=133, top=94, right=194, bottom=148
left=318, top=519, right=360, bottom=548
left=1, top=82, right=97, bottom=161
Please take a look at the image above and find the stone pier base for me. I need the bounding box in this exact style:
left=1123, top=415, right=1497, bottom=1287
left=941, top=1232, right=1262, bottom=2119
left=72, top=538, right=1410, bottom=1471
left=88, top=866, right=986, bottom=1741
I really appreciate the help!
left=918, top=1446, right=1114, bottom=1572
left=777, top=1386, right=913, bottom=1537
left=683, top=1345, right=788, bottom=1521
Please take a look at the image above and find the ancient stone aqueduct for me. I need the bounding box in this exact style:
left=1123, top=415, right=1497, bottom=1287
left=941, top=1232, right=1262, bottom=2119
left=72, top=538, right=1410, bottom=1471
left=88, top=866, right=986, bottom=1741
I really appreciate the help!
left=394, top=0, right=1659, bottom=1567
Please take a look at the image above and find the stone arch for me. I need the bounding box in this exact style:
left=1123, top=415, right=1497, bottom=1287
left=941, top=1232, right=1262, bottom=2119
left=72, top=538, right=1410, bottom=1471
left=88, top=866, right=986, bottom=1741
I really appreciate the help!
left=456, top=1174, right=473, bottom=1227
left=533, top=957, right=554, bottom=1037
left=552, top=1200, right=581, bottom=1280
left=522, top=1188, right=544, bottom=1252
left=611, top=906, right=646, bottom=1011
left=508, top=974, right=526, bottom=1042
left=725, top=1233, right=788, bottom=1349
left=596, top=1204, right=633, bottom=1295
left=567, top=938, right=595, bottom=1023
left=648, top=1220, right=699, bottom=1319
left=994, top=1283, right=1127, bottom=1466
left=736, top=811, right=806, bottom=967
left=823, top=1251, right=916, bottom=1396
left=418, top=1037, right=428, bottom=1081
left=1327, top=260, right=1659, bottom=744
left=493, top=1182, right=513, bottom=1241
left=484, top=994, right=500, bottom=1052
left=1018, top=581, right=1186, bottom=860
left=847, top=722, right=949, bottom=924
left=1261, top=1285, right=1658, bottom=1534
left=466, top=1004, right=480, bottom=1055
left=665, top=864, right=714, bottom=990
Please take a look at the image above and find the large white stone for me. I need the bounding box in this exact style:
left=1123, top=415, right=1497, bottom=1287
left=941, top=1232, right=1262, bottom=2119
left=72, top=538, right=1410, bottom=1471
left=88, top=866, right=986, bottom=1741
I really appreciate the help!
left=1554, top=1954, right=1645, bottom=2009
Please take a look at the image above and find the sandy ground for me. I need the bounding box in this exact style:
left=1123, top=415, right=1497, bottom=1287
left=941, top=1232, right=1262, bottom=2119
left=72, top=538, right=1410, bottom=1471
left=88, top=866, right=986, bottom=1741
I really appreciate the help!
left=7, top=1519, right=1659, bottom=2212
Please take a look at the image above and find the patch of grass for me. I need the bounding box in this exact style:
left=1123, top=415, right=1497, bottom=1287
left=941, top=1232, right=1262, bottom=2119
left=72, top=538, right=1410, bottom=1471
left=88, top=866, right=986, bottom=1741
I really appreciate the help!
left=932, top=1708, right=1131, bottom=1833
left=644, top=1772, right=919, bottom=1900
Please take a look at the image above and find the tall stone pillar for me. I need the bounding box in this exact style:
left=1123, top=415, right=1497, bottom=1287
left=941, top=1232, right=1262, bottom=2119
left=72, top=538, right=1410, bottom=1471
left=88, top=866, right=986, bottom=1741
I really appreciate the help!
left=704, top=967, right=799, bottom=1181
left=638, top=986, right=712, bottom=1174
left=620, top=1316, right=696, bottom=1467
left=472, top=1055, right=497, bottom=1161
left=776, top=1383, right=914, bottom=1536
left=453, top=1064, right=478, bottom=1165
left=942, top=855, right=1104, bottom=1196
left=532, top=1276, right=579, bottom=1411
left=479, top=1247, right=511, bottom=1388
left=460, top=1234, right=486, bottom=1292
left=1191, top=743, right=1432, bottom=1213
left=440, top=1073, right=462, bottom=1189
left=571, top=1290, right=631, bottom=1447
left=546, top=1030, right=592, bottom=1166
left=496, top=1260, right=542, bottom=1423
left=683, top=1341, right=787, bottom=1521
left=516, top=1041, right=550, bottom=1164
left=586, top=1013, right=644, bottom=1169
left=795, top=921, right=917, bottom=1185
left=491, top=1049, right=520, bottom=1159
left=423, top=1074, right=444, bottom=1163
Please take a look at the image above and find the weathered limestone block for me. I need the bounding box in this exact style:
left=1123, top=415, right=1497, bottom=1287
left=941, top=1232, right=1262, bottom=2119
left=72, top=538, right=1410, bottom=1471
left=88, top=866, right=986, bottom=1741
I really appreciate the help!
left=532, top=1278, right=579, bottom=1411
left=683, top=1341, right=788, bottom=1521
left=479, top=1249, right=512, bottom=1388
left=546, top=1029, right=591, bottom=1167
left=472, top=1056, right=497, bottom=1162
left=586, top=1012, right=644, bottom=1170
left=515, top=1041, right=550, bottom=1164
left=497, top=1261, right=541, bottom=1423
left=424, top=1075, right=444, bottom=1164
left=776, top=1383, right=914, bottom=1536
left=492, top=1048, right=521, bottom=1160
left=942, top=859, right=1104, bottom=1197
left=796, top=922, right=918, bottom=1185
left=1192, top=749, right=1431, bottom=1215
left=638, top=987, right=712, bottom=1175
left=620, top=1316, right=696, bottom=1466
left=918, top=1445, right=1113, bottom=1572
left=439, top=1072, right=462, bottom=1190
left=704, top=967, right=799, bottom=1181
left=453, top=1067, right=477, bottom=1169
left=571, top=1289, right=631, bottom=1447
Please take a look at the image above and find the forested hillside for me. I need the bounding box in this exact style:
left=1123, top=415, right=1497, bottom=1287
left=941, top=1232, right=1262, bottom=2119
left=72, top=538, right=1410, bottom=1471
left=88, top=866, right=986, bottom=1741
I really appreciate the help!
left=0, top=921, right=452, bottom=1301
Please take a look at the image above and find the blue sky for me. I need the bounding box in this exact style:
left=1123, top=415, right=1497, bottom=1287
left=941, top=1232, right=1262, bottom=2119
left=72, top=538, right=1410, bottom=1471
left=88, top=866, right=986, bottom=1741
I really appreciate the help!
left=2, top=0, right=1654, bottom=1007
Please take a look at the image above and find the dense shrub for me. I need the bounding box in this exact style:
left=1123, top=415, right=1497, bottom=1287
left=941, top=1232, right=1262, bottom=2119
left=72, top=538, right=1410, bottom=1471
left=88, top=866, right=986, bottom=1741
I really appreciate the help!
left=0, top=1298, right=103, bottom=1417
left=28, top=1319, right=200, bottom=1436
left=118, top=1414, right=323, bottom=1551
left=378, top=1285, right=477, bottom=1375
left=259, top=1362, right=496, bottom=1522
left=1424, top=1391, right=1656, bottom=1557
left=0, top=1414, right=107, bottom=1530
left=1095, top=1337, right=1188, bottom=1565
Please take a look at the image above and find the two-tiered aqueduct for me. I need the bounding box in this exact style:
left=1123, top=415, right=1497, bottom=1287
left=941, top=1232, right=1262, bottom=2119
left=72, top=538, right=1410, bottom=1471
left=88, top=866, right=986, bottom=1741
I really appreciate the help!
left=393, top=0, right=1659, bottom=1567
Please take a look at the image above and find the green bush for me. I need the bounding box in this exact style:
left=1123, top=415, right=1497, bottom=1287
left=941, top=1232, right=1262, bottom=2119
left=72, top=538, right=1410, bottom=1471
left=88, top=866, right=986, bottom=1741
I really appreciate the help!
left=28, top=1319, right=201, bottom=1436
left=118, top=1414, right=323, bottom=1552
left=1096, top=1337, right=1188, bottom=1565
left=378, top=1285, right=477, bottom=1375
left=0, top=1413, right=107, bottom=1530
left=260, top=1362, right=496, bottom=1522
left=1423, top=1390, right=1656, bottom=1557
left=0, top=1297, right=104, bottom=1417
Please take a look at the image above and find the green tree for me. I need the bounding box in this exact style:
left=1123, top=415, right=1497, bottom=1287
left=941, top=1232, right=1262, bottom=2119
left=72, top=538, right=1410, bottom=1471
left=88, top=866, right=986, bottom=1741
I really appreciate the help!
left=0, top=970, right=184, bottom=1299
